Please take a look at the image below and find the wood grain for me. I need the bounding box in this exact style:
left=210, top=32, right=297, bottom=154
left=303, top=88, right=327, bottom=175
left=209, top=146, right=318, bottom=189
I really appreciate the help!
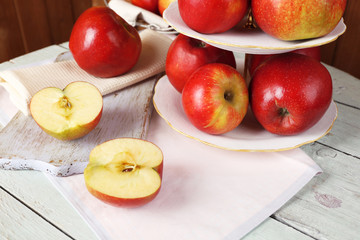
left=13, top=0, right=52, bottom=52
left=0, top=0, right=25, bottom=62
left=44, top=0, right=75, bottom=44
left=0, top=188, right=72, bottom=240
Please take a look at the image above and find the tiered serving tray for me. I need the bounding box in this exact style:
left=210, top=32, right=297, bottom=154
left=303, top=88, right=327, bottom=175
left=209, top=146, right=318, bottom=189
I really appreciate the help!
left=155, top=1, right=345, bottom=151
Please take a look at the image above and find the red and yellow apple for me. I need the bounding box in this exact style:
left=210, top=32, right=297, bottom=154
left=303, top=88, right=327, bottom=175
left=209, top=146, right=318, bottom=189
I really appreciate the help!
left=69, top=7, right=142, bottom=78
left=251, top=0, right=347, bottom=41
left=178, top=0, right=249, bottom=34
left=84, top=138, right=163, bottom=208
left=131, top=0, right=159, bottom=14
left=182, top=63, right=249, bottom=135
left=246, top=46, right=321, bottom=77
left=250, top=53, right=333, bottom=135
left=166, top=34, right=236, bottom=93
left=158, top=0, right=176, bottom=16
left=30, top=82, right=103, bottom=141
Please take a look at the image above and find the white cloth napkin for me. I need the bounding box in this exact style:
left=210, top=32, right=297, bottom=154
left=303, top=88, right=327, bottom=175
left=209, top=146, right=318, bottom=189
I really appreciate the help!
left=0, top=29, right=172, bottom=116
left=47, top=112, right=322, bottom=240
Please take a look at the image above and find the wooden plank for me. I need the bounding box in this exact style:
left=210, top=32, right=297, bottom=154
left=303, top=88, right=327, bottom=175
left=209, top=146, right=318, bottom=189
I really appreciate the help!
left=274, top=142, right=360, bottom=240
left=243, top=218, right=313, bottom=240
left=326, top=63, right=360, bottom=109
left=3, top=44, right=69, bottom=68
left=332, top=0, right=360, bottom=79
left=13, top=0, right=52, bottom=53
left=44, top=0, right=75, bottom=44
left=0, top=169, right=98, bottom=239
left=0, top=0, right=25, bottom=62
left=70, top=0, right=92, bottom=20
left=0, top=187, right=72, bottom=240
left=315, top=99, right=360, bottom=158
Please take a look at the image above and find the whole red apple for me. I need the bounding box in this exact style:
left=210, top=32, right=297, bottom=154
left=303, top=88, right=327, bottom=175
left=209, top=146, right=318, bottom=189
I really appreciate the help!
left=182, top=63, right=249, bottom=135
left=69, top=7, right=142, bottom=78
left=247, top=47, right=321, bottom=77
left=252, top=0, right=347, bottom=41
left=178, top=0, right=249, bottom=34
left=250, top=53, right=333, bottom=135
left=158, top=0, right=176, bottom=16
left=166, top=34, right=236, bottom=93
left=131, top=0, right=159, bottom=14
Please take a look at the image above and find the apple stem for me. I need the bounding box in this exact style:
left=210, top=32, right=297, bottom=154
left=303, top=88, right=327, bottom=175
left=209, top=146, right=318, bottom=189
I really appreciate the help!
left=244, top=8, right=257, bottom=29
left=278, top=107, right=290, bottom=117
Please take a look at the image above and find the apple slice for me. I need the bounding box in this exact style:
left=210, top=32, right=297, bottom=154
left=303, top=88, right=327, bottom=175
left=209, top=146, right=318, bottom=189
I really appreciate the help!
left=84, top=138, right=163, bottom=208
left=30, top=81, right=103, bottom=141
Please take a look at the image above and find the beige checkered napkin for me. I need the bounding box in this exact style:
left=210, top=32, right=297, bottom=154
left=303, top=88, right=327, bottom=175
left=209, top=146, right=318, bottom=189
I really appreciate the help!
left=0, top=29, right=172, bottom=116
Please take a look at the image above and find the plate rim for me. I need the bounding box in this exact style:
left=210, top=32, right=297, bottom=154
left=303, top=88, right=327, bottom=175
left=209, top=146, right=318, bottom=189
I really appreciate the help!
left=153, top=76, right=338, bottom=152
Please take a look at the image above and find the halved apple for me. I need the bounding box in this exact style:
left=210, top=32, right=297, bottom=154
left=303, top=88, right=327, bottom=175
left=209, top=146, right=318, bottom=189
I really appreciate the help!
left=30, top=81, right=103, bottom=141
left=84, top=138, right=163, bottom=208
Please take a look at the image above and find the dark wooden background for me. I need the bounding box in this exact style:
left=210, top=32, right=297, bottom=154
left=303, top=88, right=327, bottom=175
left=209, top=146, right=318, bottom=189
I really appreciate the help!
left=1, top=0, right=359, bottom=79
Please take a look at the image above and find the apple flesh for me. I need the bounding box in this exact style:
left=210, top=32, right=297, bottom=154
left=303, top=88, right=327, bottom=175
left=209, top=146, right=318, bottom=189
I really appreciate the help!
left=30, top=82, right=103, bottom=141
left=251, top=0, right=347, bottom=41
left=178, top=0, right=249, bottom=34
left=250, top=53, right=333, bottom=135
left=182, top=63, right=249, bottom=135
left=246, top=47, right=321, bottom=77
left=69, top=7, right=142, bottom=78
left=166, top=34, right=236, bottom=93
left=84, top=138, right=163, bottom=208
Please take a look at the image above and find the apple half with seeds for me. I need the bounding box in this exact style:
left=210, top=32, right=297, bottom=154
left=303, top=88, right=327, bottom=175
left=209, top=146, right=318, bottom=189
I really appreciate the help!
left=30, top=81, right=103, bottom=141
left=84, top=138, right=163, bottom=208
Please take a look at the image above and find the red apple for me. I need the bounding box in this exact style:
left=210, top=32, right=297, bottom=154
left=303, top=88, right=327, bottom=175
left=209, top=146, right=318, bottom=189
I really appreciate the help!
left=30, top=82, right=103, bottom=141
left=84, top=138, right=163, bottom=208
left=131, top=0, right=159, bottom=14
left=178, top=0, right=249, bottom=34
left=247, top=47, right=321, bottom=77
left=166, top=34, right=236, bottom=93
left=69, top=7, right=142, bottom=78
left=250, top=53, right=333, bottom=135
left=252, top=0, right=347, bottom=41
left=158, top=0, right=176, bottom=16
left=182, top=63, right=249, bottom=135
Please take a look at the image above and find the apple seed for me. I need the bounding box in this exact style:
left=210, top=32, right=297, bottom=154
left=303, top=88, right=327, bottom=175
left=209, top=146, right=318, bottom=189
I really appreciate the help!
left=59, top=96, right=72, bottom=109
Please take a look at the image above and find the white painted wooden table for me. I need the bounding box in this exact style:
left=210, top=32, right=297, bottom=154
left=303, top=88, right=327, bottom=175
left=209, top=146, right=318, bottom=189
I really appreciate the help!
left=0, top=44, right=359, bottom=240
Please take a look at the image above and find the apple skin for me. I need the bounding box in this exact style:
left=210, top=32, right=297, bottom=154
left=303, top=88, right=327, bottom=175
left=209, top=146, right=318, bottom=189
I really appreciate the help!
left=131, top=0, right=159, bottom=14
left=249, top=53, right=333, bottom=135
left=84, top=138, right=163, bottom=208
left=247, top=47, right=321, bottom=77
left=178, top=0, right=249, bottom=34
left=166, top=34, right=236, bottom=93
left=182, top=63, right=249, bottom=135
left=158, top=0, right=176, bottom=16
left=69, top=7, right=142, bottom=78
left=251, top=0, right=347, bottom=41
left=85, top=182, right=162, bottom=208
